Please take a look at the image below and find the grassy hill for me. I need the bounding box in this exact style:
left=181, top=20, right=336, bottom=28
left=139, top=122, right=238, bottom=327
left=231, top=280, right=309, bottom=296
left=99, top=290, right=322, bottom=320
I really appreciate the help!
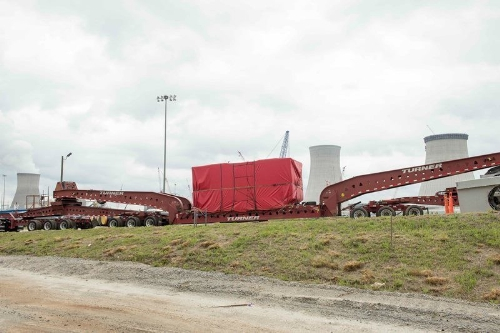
left=1, top=212, right=500, bottom=302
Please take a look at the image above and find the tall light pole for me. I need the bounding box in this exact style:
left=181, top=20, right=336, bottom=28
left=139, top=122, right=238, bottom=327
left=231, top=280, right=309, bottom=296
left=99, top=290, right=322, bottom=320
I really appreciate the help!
left=157, top=94, right=176, bottom=193
left=60, top=152, right=72, bottom=189
left=2, top=174, right=5, bottom=211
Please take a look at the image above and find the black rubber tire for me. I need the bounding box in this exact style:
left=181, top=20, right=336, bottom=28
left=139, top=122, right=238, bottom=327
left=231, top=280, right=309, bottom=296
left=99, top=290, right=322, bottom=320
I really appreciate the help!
left=376, top=206, right=396, bottom=217
left=350, top=207, right=370, bottom=218
left=488, top=185, right=500, bottom=211
left=108, top=218, right=122, bottom=228
left=59, top=219, right=71, bottom=230
left=91, top=218, right=100, bottom=228
left=27, top=221, right=37, bottom=232
left=126, top=217, right=141, bottom=228
left=144, top=217, right=157, bottom=227
left=404, top=205, right=424, bottom=216
left=52, top=220, right=60, bottom=230
left=43, top=220, right=55, bottom=231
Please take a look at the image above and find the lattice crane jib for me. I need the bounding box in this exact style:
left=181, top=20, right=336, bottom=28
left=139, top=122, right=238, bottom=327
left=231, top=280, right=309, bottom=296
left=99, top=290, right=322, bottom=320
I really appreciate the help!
left=279, top=131, right=289, bottom=158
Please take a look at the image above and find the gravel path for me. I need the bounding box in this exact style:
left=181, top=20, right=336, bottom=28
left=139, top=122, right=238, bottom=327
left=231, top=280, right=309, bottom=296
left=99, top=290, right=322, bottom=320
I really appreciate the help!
left=0, top=255, right=499, bottom=332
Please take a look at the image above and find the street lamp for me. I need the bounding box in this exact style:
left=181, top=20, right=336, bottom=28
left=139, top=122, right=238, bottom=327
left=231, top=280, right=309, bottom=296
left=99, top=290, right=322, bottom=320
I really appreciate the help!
left=2, top=174, right=5, bottom=211
left=157, top=94, right=176, bottom=193
left=60, top=152, right=72, bottom=188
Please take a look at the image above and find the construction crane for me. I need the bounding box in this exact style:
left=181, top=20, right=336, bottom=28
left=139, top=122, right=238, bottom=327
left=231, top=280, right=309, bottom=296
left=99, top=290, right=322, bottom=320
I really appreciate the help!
left=279, top=131, right=289, bottom=158
left=238, top=151, right=245, bottom=161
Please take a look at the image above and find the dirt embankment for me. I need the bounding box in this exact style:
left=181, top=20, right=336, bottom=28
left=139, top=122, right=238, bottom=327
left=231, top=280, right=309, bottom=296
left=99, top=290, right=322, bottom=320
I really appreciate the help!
left=0, top=255, right=499, bottom=332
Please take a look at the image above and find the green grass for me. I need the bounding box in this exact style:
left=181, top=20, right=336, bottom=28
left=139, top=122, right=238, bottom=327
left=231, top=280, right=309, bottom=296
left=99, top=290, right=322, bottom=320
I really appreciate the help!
left=1, top=211, right=500, bottom=302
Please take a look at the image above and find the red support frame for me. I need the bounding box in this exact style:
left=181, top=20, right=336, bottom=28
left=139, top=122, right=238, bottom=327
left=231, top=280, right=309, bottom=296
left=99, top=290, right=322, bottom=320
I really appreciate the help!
left=320, top=152, right=500, bottom=216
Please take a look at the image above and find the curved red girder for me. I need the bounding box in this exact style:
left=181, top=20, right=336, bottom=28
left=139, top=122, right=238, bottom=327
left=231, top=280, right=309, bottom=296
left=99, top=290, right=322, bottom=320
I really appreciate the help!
left=53, top=188, right=192, bottom=224
left=320, top=152, right=500, bottom=216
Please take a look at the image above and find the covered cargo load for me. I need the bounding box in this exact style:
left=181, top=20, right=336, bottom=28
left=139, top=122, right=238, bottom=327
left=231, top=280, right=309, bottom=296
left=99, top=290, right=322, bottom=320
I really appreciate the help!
left=192, top=158, right=303, bottom=213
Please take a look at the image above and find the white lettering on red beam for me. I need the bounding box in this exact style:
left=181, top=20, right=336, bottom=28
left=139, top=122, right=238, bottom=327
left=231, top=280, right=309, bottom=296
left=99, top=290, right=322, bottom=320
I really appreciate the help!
left=99, top=191, right=124, bottom=196
left=401, top=163, right=443, bottom=173
left=227, top=216, right=260, bottom=222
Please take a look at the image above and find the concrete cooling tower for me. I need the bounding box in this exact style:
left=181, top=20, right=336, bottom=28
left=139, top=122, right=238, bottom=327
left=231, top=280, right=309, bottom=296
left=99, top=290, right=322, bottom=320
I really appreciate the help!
left=304, top=145, right=342, bottom=203
left=418, top=133, right=474, bottom=196
left=10, top=173, right=41, bottom=209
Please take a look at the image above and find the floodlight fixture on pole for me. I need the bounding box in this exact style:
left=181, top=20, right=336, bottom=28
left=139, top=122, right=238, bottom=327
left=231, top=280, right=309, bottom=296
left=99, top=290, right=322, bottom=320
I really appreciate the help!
left=157, top=94, right=176, bottom=193
left=60, top=152, right=72, bottom=188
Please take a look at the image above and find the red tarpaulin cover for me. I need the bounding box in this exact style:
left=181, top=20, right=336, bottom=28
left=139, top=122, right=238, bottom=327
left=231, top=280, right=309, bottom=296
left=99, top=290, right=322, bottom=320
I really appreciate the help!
left=192, top=158, right=303, bottom=213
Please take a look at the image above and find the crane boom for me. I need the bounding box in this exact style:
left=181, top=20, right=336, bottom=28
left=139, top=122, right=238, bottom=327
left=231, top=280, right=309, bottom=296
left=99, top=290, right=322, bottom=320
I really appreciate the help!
left=279, top=131, right=289, bottom=158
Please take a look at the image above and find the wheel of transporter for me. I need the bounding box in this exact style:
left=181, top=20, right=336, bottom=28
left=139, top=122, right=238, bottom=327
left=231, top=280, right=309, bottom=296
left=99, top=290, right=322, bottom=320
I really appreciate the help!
left=52, top=220, right=60, bottom=230
left=42, top=221, right=51, bottom=230
left=350, top=207, right=370, bottom=218
left=404, top=205, right=424, bottom=216
left=43, top=220, right=57, bottom=231
left=126, top=216, right=141, bottom=228
left=108, top=218, right=122, bottom=228
left=27, top=221, right=37, bottom=232
left=376, top=206, right=396, bottom=217
left=59, top=219, right=71, bottom=230
left=144, top=216, right=157, bottom=227
left=91, top=217, right=100, bottom=228
left=134, top=217, right=142, bottom=227
left=488, top=185, right=500, bottom=211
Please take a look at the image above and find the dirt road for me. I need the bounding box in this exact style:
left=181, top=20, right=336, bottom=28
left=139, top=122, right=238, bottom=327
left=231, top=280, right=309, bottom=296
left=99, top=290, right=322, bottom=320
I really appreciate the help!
left=0, top=256, right=499, bottom=332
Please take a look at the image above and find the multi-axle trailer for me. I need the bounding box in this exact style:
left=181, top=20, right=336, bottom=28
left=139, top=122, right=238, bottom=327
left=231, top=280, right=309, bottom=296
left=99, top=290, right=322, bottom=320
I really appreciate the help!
left=1, top=151, right=499, bottom=232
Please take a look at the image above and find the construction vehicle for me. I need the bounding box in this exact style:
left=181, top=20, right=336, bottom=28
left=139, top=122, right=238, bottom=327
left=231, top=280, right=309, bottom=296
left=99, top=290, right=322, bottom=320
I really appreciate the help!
left=0, top=180, right=182, bottom=231
left=0, top=151, right=499, bottom=231
left=181, top=152, right=500, bottom=222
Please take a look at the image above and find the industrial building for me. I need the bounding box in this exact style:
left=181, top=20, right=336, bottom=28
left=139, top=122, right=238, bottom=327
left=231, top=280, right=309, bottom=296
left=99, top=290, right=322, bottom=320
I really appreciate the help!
left=304, top=145, right=342, bottom=203
left=419, top=133, right=474, bottom=196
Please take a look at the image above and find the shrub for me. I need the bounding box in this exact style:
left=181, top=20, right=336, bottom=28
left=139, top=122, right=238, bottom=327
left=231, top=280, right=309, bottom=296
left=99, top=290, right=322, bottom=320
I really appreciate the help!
left=343, top=260, right=363, bottom=271
left=425, top=276, right=448, bottom=285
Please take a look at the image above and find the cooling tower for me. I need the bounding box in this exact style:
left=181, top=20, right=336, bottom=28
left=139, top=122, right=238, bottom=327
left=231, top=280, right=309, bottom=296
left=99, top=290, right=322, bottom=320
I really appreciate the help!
left=10, top=173, right=41, bottom=209
left=418, top=133, right=474, bottom=196
left=304, top=145, right=342, bottom=203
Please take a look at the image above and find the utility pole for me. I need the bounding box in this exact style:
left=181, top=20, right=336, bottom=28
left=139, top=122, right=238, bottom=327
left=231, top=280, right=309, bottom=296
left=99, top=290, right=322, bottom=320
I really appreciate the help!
left=2, top=174, right=5, bottom=211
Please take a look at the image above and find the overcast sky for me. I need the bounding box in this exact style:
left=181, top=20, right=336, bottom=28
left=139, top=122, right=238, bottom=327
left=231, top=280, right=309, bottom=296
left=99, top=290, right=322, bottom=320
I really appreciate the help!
left=0, top=0, right=498, bottom=208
